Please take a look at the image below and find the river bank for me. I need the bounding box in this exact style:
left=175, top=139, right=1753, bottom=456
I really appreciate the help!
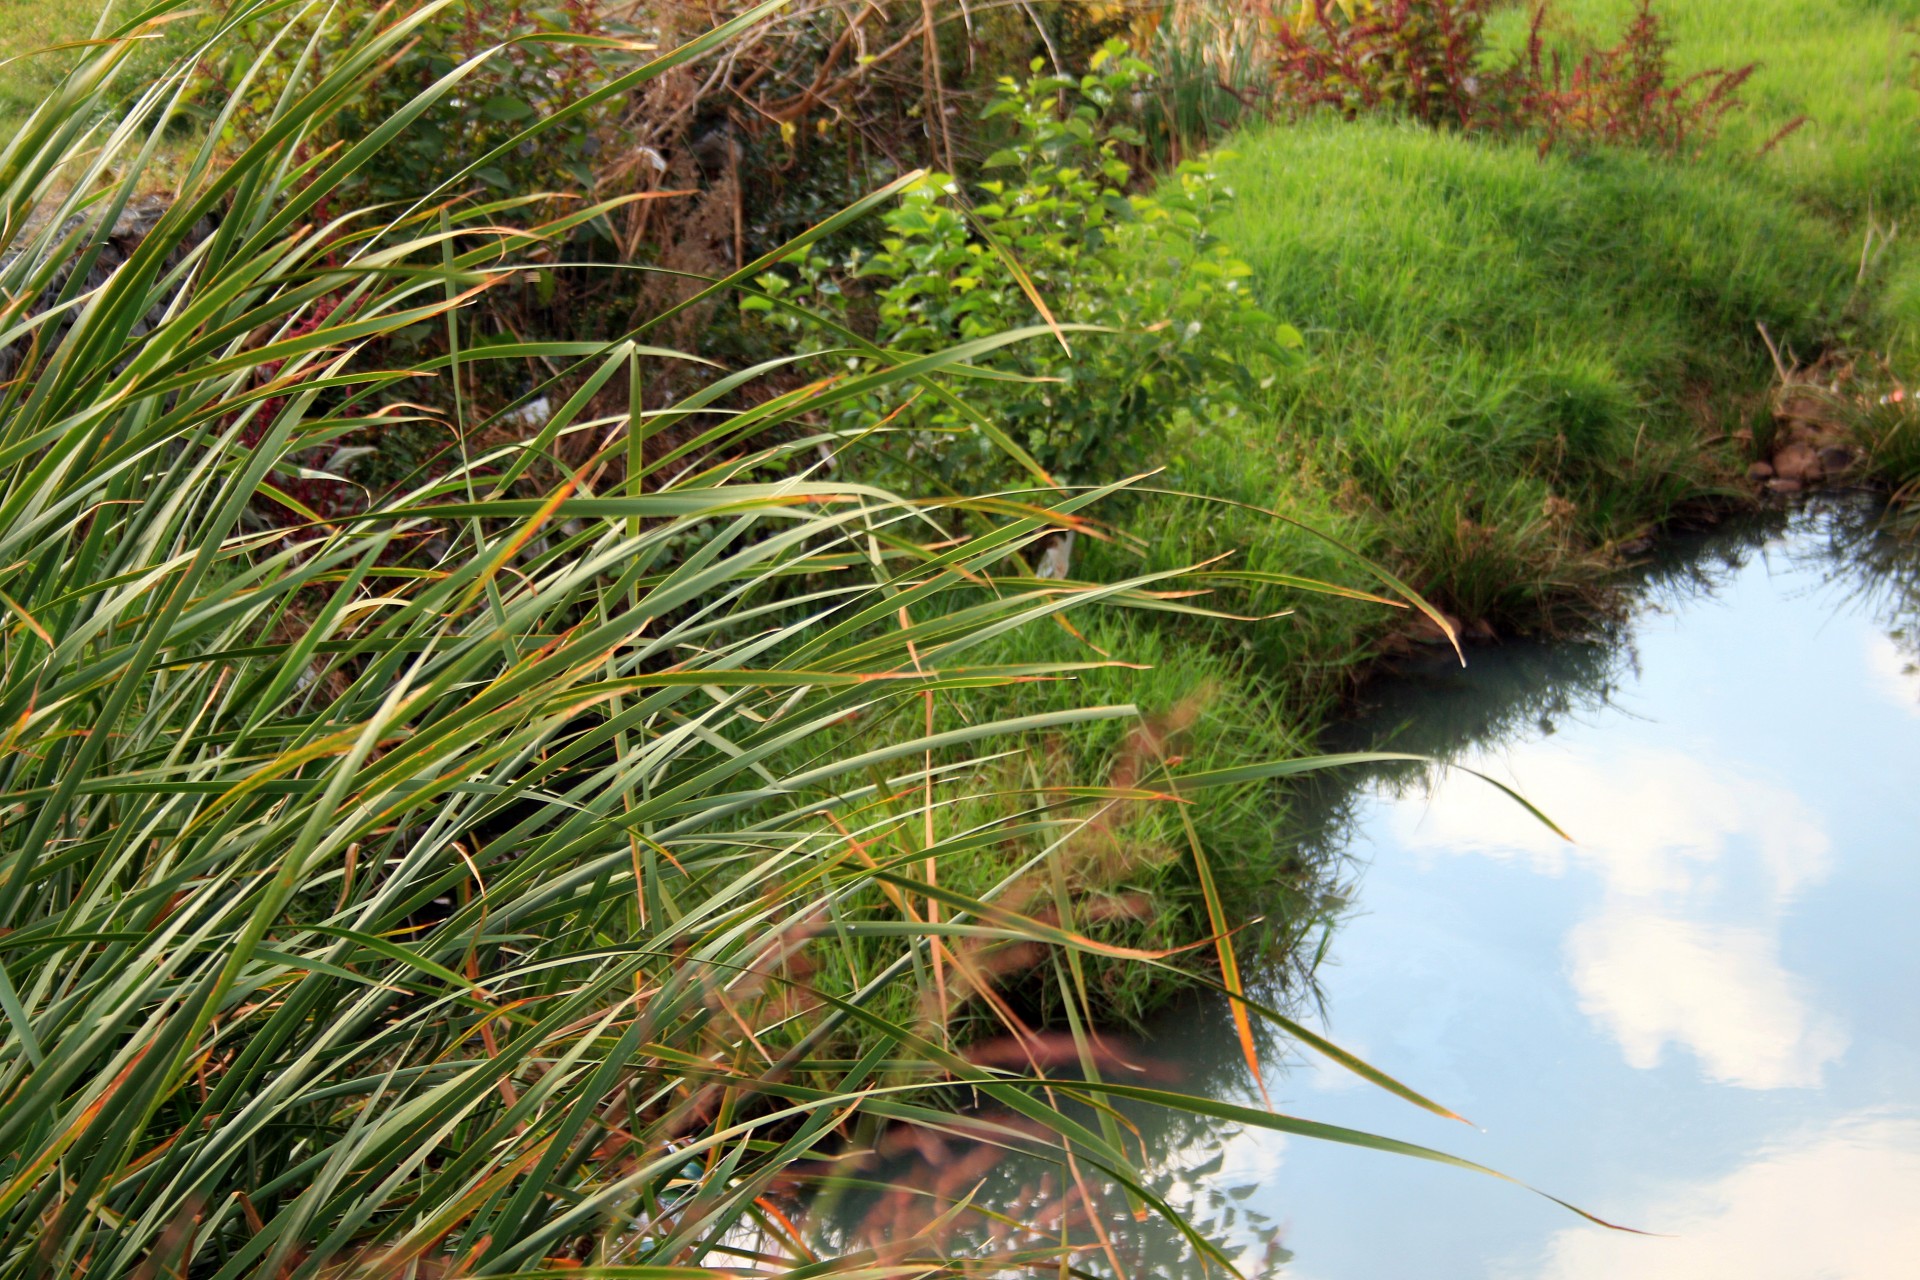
left=1014, top=0, right=1920, bottom=1022
left=4, top=4, right=1913, bottom=1271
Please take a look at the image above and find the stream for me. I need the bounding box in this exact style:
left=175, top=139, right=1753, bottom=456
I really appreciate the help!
left=812, top=494, right=1920, bottom=1277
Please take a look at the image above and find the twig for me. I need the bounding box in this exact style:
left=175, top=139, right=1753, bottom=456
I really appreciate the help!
left=730, top=143, right=745, bottom=268
left=1756, top=320, right=1791, bottom=384
left=921, top=0, right=955, bottom=172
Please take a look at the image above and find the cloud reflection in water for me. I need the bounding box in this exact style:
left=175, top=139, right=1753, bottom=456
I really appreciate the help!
left=1386, top=744, right=1843, bottom=1089
left=1535, top=1112, right=1920, bottom=1279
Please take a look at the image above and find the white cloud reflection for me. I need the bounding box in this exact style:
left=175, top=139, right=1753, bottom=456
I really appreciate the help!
left=1387, top=745, right=1843, bottom=1089
left=1536, top=1112, right=1920, bottom=1280
left=1565, top=914, right=1844, bottom=1089
left=1865, top=632, right=1920, bottom=717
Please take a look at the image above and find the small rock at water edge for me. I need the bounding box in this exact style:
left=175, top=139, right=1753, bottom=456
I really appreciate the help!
left=1817, top=445, right=1855, bottom=474
left=1771, top=443, right=1823, bottom=484
left=1747, top=460, right=1775, bottom=481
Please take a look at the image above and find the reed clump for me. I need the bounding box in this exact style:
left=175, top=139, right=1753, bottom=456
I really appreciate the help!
left=0, top=4, right=1542, bottom=1273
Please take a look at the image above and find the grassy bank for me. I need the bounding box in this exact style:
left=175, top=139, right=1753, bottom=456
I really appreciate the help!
left=1177, top=0, right=1920, bottom=627
left=1510, top=0, right=1920, bottom=220
left=1501, top=0, right=1920, bottom=355
left=1169, top=121, right=1851, bottom=629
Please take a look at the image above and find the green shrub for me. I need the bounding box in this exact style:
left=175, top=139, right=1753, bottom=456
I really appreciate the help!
left=199, top=0, right=642, bottom=210
left=746, top=41, right=1299, bottom=492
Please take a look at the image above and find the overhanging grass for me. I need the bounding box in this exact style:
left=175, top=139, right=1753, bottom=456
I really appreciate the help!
left=830, top=610, right=1341, bottom=1034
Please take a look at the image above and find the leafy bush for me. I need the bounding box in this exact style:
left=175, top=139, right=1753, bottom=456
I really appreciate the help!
left=200, top=0, right=642, bottom=210
left=746, top=41, right=1299, bottom=493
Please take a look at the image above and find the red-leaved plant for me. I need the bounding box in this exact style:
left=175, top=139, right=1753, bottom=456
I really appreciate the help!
left=1268, top=0, right=1761, bottom=157
left=1515, top=1, right=1759, bottom=156
left=1272, top=0, right=1496, bottom=130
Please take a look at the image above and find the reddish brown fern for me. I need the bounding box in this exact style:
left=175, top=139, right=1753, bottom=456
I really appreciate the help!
left=1517, top=1, right=1755, bottom=156
left=1266, top=0, right=1757, bottom=157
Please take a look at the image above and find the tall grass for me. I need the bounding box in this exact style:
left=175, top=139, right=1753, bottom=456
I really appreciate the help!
left=1134, top=6, right=1267, bottom=167
left=0, top=2, right=1577, bottom=1273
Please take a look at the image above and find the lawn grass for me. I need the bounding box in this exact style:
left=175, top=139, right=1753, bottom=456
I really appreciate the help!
left=0, top=0, right=203, bottom=183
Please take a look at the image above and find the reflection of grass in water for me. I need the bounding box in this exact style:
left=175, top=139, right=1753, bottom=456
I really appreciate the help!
left=1776, top=493, right=1920, bottom=680
left=793, top=999, right=1306, bottom=1275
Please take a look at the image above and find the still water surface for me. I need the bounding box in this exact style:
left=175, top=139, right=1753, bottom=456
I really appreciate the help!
left=1209, top=497, right=1920, bottom=1277
left=818, top=497, right=1920, bottom=1276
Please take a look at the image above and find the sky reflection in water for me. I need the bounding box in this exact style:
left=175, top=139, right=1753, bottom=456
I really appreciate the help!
left=1216, top=499, right=1920, bottom=1277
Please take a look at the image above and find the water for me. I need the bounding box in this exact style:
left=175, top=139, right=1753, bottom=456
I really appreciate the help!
left=809, top=497, right=1920, bottom=1277
left=1214, top=498, right=1920, bottom=1278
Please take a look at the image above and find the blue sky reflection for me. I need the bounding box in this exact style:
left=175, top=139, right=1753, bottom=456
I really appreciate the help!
left=1237, top=504, right=1920, bottom=1276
